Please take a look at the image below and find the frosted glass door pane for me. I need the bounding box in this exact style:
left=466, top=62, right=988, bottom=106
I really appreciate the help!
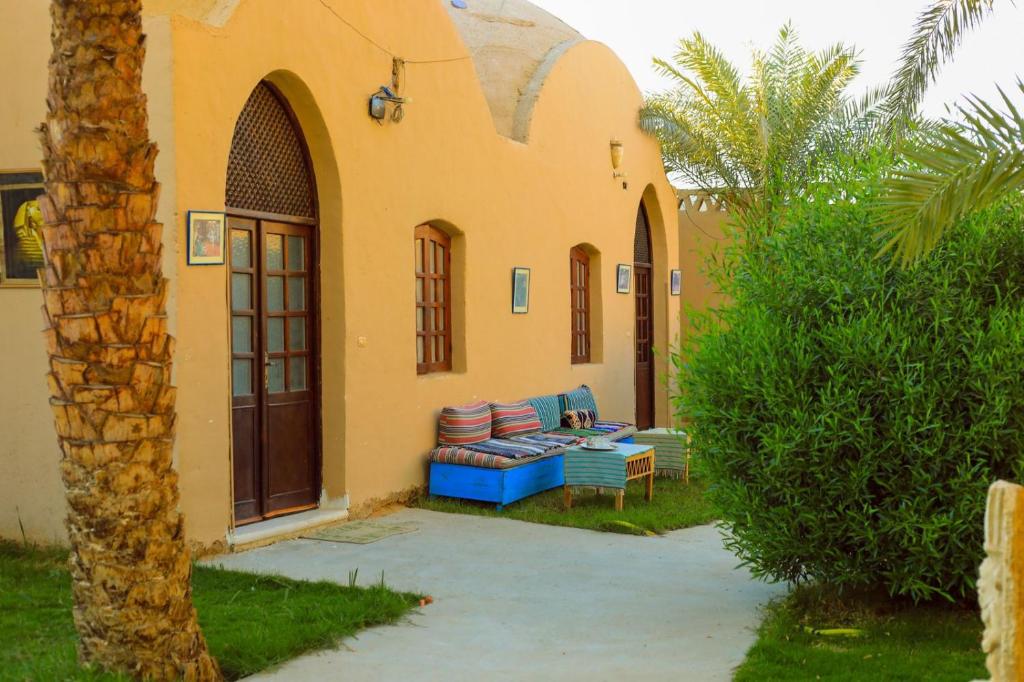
left=288, top=276, right=305, bottom=311
left=232, top=316, right=252, bottom=353
left=266, top=234, right=283, bottom=270
left=267, top=318, right=284, bottom=352
left=232, top=359, right=252, bottom=396
left=267, top=358, right=285, bottom=393
left=231, top=230, right=251, bottom=268
left=289, top=357, right=307, bottom=391
left=231, top=274, right=251, bottom=310
left=288, top=317, right=306, bottom=350
left=267, top=276, right=284, bottom=312
left=287, top=235, right=305, bottom=271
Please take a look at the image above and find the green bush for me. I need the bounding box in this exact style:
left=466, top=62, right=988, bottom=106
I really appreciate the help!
left=676, top=156, right=1024, bottom=601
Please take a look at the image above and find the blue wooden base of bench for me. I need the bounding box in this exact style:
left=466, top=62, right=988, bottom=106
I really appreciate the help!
left=429, top=454, right=565, bottom=510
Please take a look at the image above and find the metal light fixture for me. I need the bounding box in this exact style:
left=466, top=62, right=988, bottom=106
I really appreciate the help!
left=368, top=85, right=408, bottom=124
left=610, top=139, right=625, bottom=178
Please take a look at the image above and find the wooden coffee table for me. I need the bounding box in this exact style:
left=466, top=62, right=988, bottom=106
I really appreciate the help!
left=563, top=443, right=655, bottom=510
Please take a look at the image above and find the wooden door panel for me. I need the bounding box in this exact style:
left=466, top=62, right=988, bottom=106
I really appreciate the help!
left=634, top=265, right=654, bottom=430
left=229, top=217, right=262, bottom=522
left=260, top=222, right=318, bottom=514
left=265, top=400, right=316, bottom=511
left=230, top=215, right=319, bottom=524
left=232, top=404, right=260, bottom=523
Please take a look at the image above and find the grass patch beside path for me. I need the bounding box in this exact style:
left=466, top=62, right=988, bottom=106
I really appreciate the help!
left=0, top=541, right=420, bottom=681
left=414, top=476, right=715, bottom=535
left=735, top=586, right=986, bottom=681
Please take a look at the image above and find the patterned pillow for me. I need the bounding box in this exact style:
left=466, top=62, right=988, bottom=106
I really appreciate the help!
left=559, top=385, right=599, bottom=418
left=562, top=409, right=598, bottom=430
left=490, top=401, right=543, bottom=438
left=438, top=400, right=491, bottom=445
left=526, top=394, right=561, bottom=432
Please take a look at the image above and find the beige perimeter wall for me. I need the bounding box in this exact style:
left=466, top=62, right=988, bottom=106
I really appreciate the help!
left=0, top=0, right=680, bottom=548
left=676, top=189, right=731, bottom=345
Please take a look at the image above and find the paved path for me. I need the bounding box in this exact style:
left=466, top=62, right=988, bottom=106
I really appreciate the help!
left=206, top=509, right=784, bottom=681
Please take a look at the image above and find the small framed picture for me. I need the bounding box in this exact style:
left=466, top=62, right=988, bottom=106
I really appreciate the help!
left=187, top=211, right=226, bottom=265
left=616, top=264, right=631, bottom=294
left=512, top=267, right=531, bottom=314
left=671, top=269, right=681, bottom=296
left=0, top=170, right=45, bottom=287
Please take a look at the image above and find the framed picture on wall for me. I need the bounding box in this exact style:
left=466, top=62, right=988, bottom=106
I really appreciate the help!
left=671, top=269, right=681, bottom=296
left=0, top=170, right=45, bottom=287
left=616, top=264, right=631, bottom=294
left=187, top=211, right=226, bottom=265
left=512, top=266, right=531, bottom=314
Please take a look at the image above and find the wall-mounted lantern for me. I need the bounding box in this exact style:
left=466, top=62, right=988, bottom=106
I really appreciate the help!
left=369, top=85, right=408, bottom=124
left=610, top=139, right=626, bottom=178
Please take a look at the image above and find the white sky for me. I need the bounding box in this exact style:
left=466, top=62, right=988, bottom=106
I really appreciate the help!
left=529, top=0, right=1024, bottom=118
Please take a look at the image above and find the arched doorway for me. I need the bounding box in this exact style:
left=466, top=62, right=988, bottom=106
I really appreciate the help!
left=226, top=82, right=320, bottom=525
left=634, top=202, right=654, bottom=430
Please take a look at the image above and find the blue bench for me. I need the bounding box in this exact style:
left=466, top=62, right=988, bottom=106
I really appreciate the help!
left=429, top=454, right=566, bottom=511
left=428, top=433, right=635, bottom=510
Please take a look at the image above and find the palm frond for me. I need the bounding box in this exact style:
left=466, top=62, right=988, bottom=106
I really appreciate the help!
left=816, top=84, right=892, bottom=157
left=883, top=0, right=996, bottom=137
left=674, top=32, right=745, bottom=108
left=642, top=23, right=872, bottom=232
left=878, top=80, right=1024, bottom=265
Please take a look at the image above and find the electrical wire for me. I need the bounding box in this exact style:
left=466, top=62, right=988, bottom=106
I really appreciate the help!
left=317, top=0, right=472, bottom=66
left=682, top=209, right=726, bottom=241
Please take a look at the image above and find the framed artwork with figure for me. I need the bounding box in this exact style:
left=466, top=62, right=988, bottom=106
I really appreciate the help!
left=187, top=211, right=226, bottom=265
left=0, top=170, right=45, bottom=287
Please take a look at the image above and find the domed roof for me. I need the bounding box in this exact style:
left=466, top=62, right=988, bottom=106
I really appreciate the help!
left=443, top=0, right=584, bottom=141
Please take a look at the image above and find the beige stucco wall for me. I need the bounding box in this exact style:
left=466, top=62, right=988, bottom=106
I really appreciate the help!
left=0, top=0, right=679, bottom=547
left=0, top=2, right=61, bottom=543
left=675, top=189, right=731, bottom=360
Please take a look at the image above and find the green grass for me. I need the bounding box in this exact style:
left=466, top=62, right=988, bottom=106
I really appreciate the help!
left=0, top=541, right=420, bottom=680
left=734, top=586, right=987, bottom=681
left=415, top=476, right=716, bottom=535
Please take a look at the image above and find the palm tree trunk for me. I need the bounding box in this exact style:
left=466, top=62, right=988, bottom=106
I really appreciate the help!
left=37, top=1, right=220, bottom=679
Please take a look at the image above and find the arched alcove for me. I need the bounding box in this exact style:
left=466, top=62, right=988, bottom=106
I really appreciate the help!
left=224, top=78, right=342, bottom=525
left=639, top=183, right=672, bottom=429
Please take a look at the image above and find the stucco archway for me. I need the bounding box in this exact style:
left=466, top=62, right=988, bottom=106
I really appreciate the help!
left=640, top=184, right=671, bottom=428
left=260, top=71, right=347, bottom=510
left=224, top=74, right=346, bottom=523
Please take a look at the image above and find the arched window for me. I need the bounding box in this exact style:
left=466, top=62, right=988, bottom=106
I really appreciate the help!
left=415, top=224, right=452, bottom=374
left=570, top=246, right=591, bottom=364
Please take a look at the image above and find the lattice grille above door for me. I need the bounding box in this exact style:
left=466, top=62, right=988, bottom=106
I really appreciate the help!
left=226, top=83, right=315, bottom=219
left=634, top=204, right=652, bottom=265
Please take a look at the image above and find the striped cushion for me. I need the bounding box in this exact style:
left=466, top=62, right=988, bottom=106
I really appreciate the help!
left=430, top=446, right=513, bottom=469
left=490, top=401, right=543, bottom=439
left=551, top=422, right=636, bottom=441
left=559, top=385, right=599, bottom=417
left=526, top=394, right=561, bottom=432
left=438, top=400, right=491, bottom=445
left=562, top=409, right=598, bottom=430
left=430, top=445, right=563, bottom=470
left=464, top=437, right=556, bottom=459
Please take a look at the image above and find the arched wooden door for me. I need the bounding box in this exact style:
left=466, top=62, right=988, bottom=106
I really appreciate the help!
left=634, top=203, right=654, bottom=430
left=226, top=82, right=320, bottom=525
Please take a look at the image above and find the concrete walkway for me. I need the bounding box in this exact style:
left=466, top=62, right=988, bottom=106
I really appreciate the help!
left=206, top=509, right=784, bottom=681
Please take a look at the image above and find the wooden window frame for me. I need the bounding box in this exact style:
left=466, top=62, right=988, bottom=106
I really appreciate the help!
left=570, top=246, right=591, bottom=364
left=415, top=224, right=453, bottom=374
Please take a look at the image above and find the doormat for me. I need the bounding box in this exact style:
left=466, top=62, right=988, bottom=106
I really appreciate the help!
left=303, top=520, right=419, bottom=545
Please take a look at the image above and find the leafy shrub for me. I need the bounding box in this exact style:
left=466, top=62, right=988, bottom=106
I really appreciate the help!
left=675, top=155, right=1024, bottom=601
